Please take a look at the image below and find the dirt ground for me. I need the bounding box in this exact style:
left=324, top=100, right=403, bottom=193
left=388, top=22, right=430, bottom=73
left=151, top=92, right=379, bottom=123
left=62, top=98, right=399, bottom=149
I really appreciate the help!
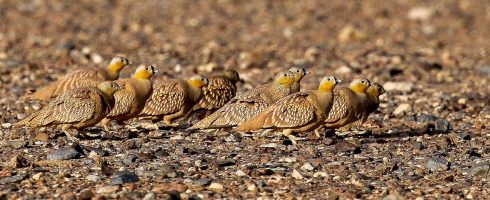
left=0, top=0, right=489, bottom=199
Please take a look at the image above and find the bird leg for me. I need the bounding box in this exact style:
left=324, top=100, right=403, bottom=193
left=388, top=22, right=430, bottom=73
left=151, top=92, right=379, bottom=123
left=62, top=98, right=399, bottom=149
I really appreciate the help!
left=282, top=129, right=298, bottom=145
left=258, top=129, right=274, bottom=137
left=61, top=124, right=79, bottom=143
left=163, top=108, right=187, bottom=127
left=101, top=118, right=111, bottom=132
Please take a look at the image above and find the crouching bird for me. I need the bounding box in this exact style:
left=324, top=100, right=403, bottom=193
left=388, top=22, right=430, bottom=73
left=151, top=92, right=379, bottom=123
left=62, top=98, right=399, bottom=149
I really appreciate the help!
left=23, top=56, right=130, bottom=101
left=101, top=64, right=156, bottom=131
left=16, top=81, right=121, bottom=142
left=139, top=74, right=209, bottom=128
left=236, top=76, right=341, bottom=144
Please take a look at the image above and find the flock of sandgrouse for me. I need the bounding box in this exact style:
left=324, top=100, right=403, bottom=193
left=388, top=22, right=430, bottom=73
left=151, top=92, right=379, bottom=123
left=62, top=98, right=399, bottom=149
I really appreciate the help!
left=16, top=56, right=385, bottom=143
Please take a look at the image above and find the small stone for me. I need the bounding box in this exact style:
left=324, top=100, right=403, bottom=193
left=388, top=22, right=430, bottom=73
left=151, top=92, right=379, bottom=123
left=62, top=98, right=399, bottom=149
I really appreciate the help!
left=434, top=118, right=451, bottom=132
left=152, top=182, right=188, bottom=193
left=412, top=142, right=425, bottom=150
left=467, top=163, right=490, bottom=177
left=247, top=183, right=256, bottom=191
left=235, top=170, right=247, bottom=177
left=33, top=132, right=49, bottom=142
left=78, top=190, right=94, bottom=199
left=292, top=169, right=304, bottom=180
left=8, top=155, right=29, bottom=168
left=86, top=174, right=101, bottom=182
left=416, top=114, right=437, bottom=123
left=337, top=25, right=367, bottom=43
left=457, top=132, right=471, bottom=140
left=91, top=54, right=103, bottom=64
left=300, top=163, right=315, bottom=171
left=238, top=51, right=262, bottom=69
left=260, top=143, right=277, bottom=148
left=193, top=178, right=212, bottom=186
left=408, top=7, right=433, bottom=20
left=208, top=182, right=224, bottom=191
left=32, top=172, right=43, bottom=181
left=142, top=192, right=156, bottom=200
left=1, top=123, right=11, bottom=128
left=334, top=141, right=361, bottom=153
left=110, top=171, right=139, bottom=185
left=383, top=194, right=402, bottom=200
left=0, top=174, right=27, bottom=185
left=304, top=47, right=320, bottom=62
left=96, top=185, right=120, bottom=194
left=47, top=146, right=82, bottom=160
left=426, top=157, right=449, bottom=172
left=393, top=104, right=411, bottom=116
left=384, top=81, right=414, bottom=93
left=335, top=65, right=352, bottom=74
left=313, top=172, right=328, bottom=178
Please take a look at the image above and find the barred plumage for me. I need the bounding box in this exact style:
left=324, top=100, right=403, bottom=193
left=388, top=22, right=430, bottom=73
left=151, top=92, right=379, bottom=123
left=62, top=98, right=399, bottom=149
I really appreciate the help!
left=190, top=71, right=295, bottom=129
left=101, top=65, right=156, bottom=131
left=139, top=75, right=208, bottom=126
left=16, top=81, right=121, bottom=141
left=24, top=56, right=130, bottom=101
left=193, top=70, right=240, bottom=113
left=237, top=76, right=340, bottom=134
left=323, top=79, right=371, bottom=129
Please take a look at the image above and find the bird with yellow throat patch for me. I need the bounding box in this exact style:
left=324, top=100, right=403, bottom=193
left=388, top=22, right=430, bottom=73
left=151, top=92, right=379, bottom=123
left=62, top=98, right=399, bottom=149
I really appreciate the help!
left=139, top=74, right=209, bottom=127
left=323, top=78, right=371, bottom=129
left=24, top=56, right=130, bottom=101
left=237, top=76, right=341, bottom=144
left=16, top=81, right=121, bottom=141
left=101, top=64, right=156, bottom=131
left=189, top=71, right=296, bottom=130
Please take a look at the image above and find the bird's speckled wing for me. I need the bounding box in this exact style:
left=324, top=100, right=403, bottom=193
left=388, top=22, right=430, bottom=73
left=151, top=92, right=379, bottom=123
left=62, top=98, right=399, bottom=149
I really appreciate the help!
left=266, top=92, right=316, bottom=128
left=324, top=89, right=349, bottom=123
left=46, top=88, right=97, bottom=124
left=53, top=69, right=105, bottom=95
left=108, top=81, right=135, bottom=117
left=194, top=76, right=236, bottom=110
left=141, top=81, right=185, bottom=116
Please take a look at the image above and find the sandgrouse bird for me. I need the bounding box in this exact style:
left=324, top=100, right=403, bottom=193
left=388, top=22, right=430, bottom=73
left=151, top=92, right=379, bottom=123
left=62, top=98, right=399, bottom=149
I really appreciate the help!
left=24, top=56, right=130, bottom=101
left=237, top=76, right=341, bottom=144
left=288, top=67, right=308, bottom=93
left=189, top=71, right=296, bottom=130
left=323, top=79, right=371, bottom=130
left=192, top=69, right=240, bottom=117
left=16, top=81, right=121, bottom=141
left=139, top=74, right=209, bottom=127
left=101, top=64, right=156, bottom=131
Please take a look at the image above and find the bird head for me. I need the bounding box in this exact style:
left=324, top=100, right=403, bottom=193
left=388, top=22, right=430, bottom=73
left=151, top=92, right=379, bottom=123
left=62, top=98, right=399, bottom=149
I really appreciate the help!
left=188, top=74, right=209, bottom=88
left=223, top=69, right=241, bottom=83
left=318, top=76, right=341, bottom=92
left=367, top=82, right=386, bottom=98
left=274, top=72, right=295, bottom=86
left=349, top=79, right=371, bottom=93
left=288, top=67, right=308, bottom=83
left=98, top=81, right=121, bottom=96
left=108, top=56, right=131, bottom=73
left=133, top=65, right=157, bottom=80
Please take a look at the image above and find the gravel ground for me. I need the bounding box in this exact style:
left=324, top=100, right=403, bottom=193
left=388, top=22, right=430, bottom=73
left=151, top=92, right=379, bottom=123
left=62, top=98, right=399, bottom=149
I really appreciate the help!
left=0, top=0, right=489, bottom=199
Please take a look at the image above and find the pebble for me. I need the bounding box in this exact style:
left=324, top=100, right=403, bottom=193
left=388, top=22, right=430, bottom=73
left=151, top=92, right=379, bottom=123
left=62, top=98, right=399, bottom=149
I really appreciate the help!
left=209, top=182, right=224, bottom=191
left=33, top=132, right=49, bottom=142
left=260, top=143, right=278, bottom=149
left=426, top=157, right=449, bottom=172
left=292, top=169, right=304, bottom=180
left=152, top=182, right=188, bottom=193
left=142, top=192, right=156, bottom=200
left=384, top=81, right=414, bottom=93
left=47, top=146, right=82, bottom=160
left=8, top=155, right=29, bottom=168
left=110, top=171, right=139, bottom=185
left=193, top=178, right=212, bottom=186
left=235, top=170, right=247, bottom=177
left=334, top=141, right=361, bottom=153
left=337, top=25, right=367, bottom=43
left=393, top=103, right=411, bottom=116
left=301, top=163, right=315, bottom=171
left=96, top=185, right=120, bottom=194
left=0, top=174, right=27, bottom=185
left=86, top=174, right=101, bottom=182
left=32, top=172, right=43, bottom=181
left=335, top=65, right=352, bottom=74
left=434, top=118, right=451, bottom=132
left=416, top=114, right=437, bottom=123
left=467, top=163, right=489, bottom=177
left=408, top=7, right=433, bottom=20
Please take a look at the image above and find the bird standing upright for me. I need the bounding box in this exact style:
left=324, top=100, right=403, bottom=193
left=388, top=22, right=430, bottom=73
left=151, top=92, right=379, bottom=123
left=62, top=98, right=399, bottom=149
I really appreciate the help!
left=101, top=64, right=156, bottom=131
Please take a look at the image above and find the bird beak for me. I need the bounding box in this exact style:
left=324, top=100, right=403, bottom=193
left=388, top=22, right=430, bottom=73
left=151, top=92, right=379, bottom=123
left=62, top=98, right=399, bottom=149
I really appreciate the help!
left=306, top=70, right=311, bottom=74
left=336, top=79, right=342, bottom=83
